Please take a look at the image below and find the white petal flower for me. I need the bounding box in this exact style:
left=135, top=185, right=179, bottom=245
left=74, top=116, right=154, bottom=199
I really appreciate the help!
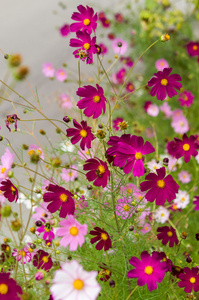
left=174, top=190, right=190, bottom=209
left=154, top=206, right=170, bottom=224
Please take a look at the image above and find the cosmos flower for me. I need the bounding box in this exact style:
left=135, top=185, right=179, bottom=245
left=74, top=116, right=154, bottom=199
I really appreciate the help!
left=148, top=68, right=182, bottom=101
left=61, top=165, right=78, bottom=182
left=154, top=206, right=170, bottom=224
left=50, top=260, right=101, bottom=300
left=43, top=184, right=75, bottom=218
left=89, top=227, right=112, bottom=251
left=171, top=116, right=189, bottom=135
left=59, top=93, right=73, bottom=109
left=0, top=148, right=15, bottom=182
left=120, top=56, right=134, bottom=67
left=0, top=272, right=22, bottom=300
left=12, top=247, right=32, bottom=264
left=59, top=24, right=70, bottom=37
left=155, top=59, right=169, bottom=71
left=178, top=267, right=199, bottom=293
left=157, top=226, right=179, bottom=247
left=159, top=102, right=172, bottom=118
left=116, top=198, right=134, bottom=219
left=140, top=167, right=179, bottom=206
left=146, top=104, right=159, bottom=117
left=42, top=63, right=55, bottom=78
left=147, top=159, right=162, bottom=173
left=56, top=215, right=88, bottom=251
left=112, top=38, right=128, bottom=55
left=77, top=84, right=107, bottom=119
left=5, top=114, right=20, bottom=132
left=173, top=190, right=190, bottom=209
left=178, top=90, right=194, bottom=107
left=178, top=170, right=191, bottom=184
left=127, top=251, right=167, bottom=291
left=126, top=82, right=135, bottom=93
left=55, top=69, right=67, bottom=82
left=83, top=158, right=110, bottom=188
left=66, top=120, right=95, bottom=150
left=98, top=43, right=108, bottom=55
left=0, top=179, right=18, bottom=203
left=36, top=222, right=55, bottom=241
left=112, top=68, right=126, bottom=84
left=98, top=264, right=111, bottom=282
left=70, top=5, right=98, bottom=34
left=112, top=118, right=124, bottom=131
left=33, top=250, right=53, bottom=271
left=187, top=41, right=199, bottom=56
left=140, top=223, right=151, bottom=234
left=28, top=144, right=44, bottom=160
left=193, top=196, right=199, bottom=211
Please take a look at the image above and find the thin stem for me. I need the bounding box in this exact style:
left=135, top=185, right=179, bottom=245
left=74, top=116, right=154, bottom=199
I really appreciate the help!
left=126, top=285, right=138, bottom=300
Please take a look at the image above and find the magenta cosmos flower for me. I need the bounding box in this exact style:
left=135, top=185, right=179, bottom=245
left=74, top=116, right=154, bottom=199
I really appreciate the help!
left=157, top=226, right=179, bottom=247
left=178, top=267, right=199, bottom=293
left=77, top=84, right=107, bottom=119
left=43, top=184, right=75, bottom=218
left=178, top=90, right=194, bottom=107
left=167, top=134, right=199, bottom=163
left=59, top=24, right=70, bottom=37
left=187, top=41, right=199, bottom=56
left=66, top=120, right=95, bottom=150
left=107, top=134, right=155, bottom=177
left=90, top=227, right=112, bottom=251
left=83, top=158, right=110, bottom=188
left=140, top=167, right=179, bottom=205
left=12, top=247, right=32, bottom=264
left=0, top=272, right=22, bottom=300
left=127, top=251, right=167, bottom=291
left=56, top=215, right=88, bottom=251
left=5, top=114, right=20, bottom=132
left=0, top=179, right=18, bottom=203
left=33, top=250, right=53, bottom=271
left=69, top=30, right=97, bottom=64
left=193, top=196, right=199, bottom=211
left=113, top=117, right=124, bottom=131
left=36, top=222, right=55, bottom=241
left=148, top=67, right=182, bottom=100
left=70, top=5, right=98, bottom=34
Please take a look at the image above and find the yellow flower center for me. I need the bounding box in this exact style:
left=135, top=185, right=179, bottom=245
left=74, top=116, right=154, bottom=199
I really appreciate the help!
left=145, top=226, right=148, bottom=230
left=21, top=250, right=26, bottom=257
left=190, top=277, right=196, bottom=284
left=73, top=279, right=84, bottom=290
left=83, top=18, right=91, bottom=26
left=1, top=167, right=6, bottom=174
left=135, top=152, right=142, bottom=160
left=161, top=78, right=168, bottom=86
left=183, top=143, right=190, bottom=151
left=173, top=204, right=178, bottom=210
left=167, top=231, right=173, bottom=237
left=42, top=256, right=49, bottom=263
left=60, top=193, right=68, bottom=202
left=161, top=213, right=165, bottom=217
left=98, top=165, right=105, bottom=174
left=193, top=45, right=198, bottom=50
left=70, top=226, right=79, bottom=236
left=93, top=95, right=101, bottom=103
left=124, top=204, right=130, bottom=212
left=157, top=180, right=165, bottom=188
left=0, top=283, right=8, bottom=295
left=101, top=233, right=108, bottom=241
left=181, top=197, right=185, bottom=202
left=83, top=43, right=90, bottom=50
left=28, top=149, right=35, bottom=156
left=29, top=248, right=33, bottom=252
left=183, top=95, right=188, bottom=101
left=144, top=266, right=153, bottom=275
left=164, top=34, right=170, bottom=41
left=11, top=186, right=16, bottom=193
left=80, top=129, right=87, bottom=138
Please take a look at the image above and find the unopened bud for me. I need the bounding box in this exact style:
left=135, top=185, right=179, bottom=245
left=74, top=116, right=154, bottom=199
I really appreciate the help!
left=39, top=129, right=46, bottom=135
left=11, top=219, right=22, bottom=231
left=181, top=232, right=187, bottom=239
left=63, top=116, right=71, bottom=123
left=160, top=33, right=170, bottom=42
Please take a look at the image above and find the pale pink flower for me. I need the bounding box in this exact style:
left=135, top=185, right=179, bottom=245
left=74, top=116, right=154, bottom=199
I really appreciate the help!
left=56, top=215, right=88, bottom=251
left=28, top=144, right=44, bottom=160
left=50, top=260, right=101, bottom=300
left=61, top=165, right=78, bottom=182
left=42, top=63, right=55, bottom=78
left=116, top=198, right=134, bottom=219
left=172, top=109, right=184, bottom=119
left=0, top=191, right=6, bottom=204
left=41, top=178, right=57, bottom=193
left=155, top=59, right=169, bottom=71
left=55, top=69, right=67, bottom=82
left=59, top=93, right=73, bottom=109
left=147, top=104, right=159, bottom=117
left=32, top=202, right=51, bottom=221
left=159, top=102, right=172, bottom=118
left=171, top=116, right=189, bottom=134
left=112, top=38, right=128, bottom=55
left=178, top=170, right=191, bottom=184
left=78, top=147, right=94, bottom=160
left=12, top=247, right=32, bottom=264
left=0, top=148, right=15, bottom=182
left=140, top=223, right=151, bottom=234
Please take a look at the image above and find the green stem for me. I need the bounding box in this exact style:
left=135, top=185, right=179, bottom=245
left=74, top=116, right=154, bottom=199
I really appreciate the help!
left=126, top=286, right=138, bottom=300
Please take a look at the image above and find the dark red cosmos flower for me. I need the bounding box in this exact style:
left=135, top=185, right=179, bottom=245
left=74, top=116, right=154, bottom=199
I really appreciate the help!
left=153, top=251, right=173, bottom=272
left=148, top=67, right=182, bottom=100
left=167, top=134, right=199, bottom=163
left=178, top=267, right=199, bottom=293
left=0, top=179, right=18, bottom=203
left=0, top=272, right=22, bottom=299
left=157, top=226, right=179, bottom=247
left=193, top=196, right=199, bottom=211
left=5, top=114, right=20, bottom=132
left=70, top=5, right=98, bottom=34
left=33, top=250, right=53, bottom=271
left=77, top=84, right=107, bottom=119
left=90, top=227, right=112, bottom=251
left=66, top=119, right=95, bottom=150
left=59, top=24, right=70, bottom=37
left=43, top=184, right=75, bottom=218
left=140, top=167, right=179, bottom=205
left=98, top=264, right=111, bottom=281
left=83, top=158, right=110, bottom=188
left=187, top=41, right=199, bottom=57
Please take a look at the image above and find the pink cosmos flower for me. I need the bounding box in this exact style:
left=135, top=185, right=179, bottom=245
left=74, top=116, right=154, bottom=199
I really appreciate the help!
left=98, top=43, right=108, bottom=54
left=0, top=191, right=6, bottom=204
left=12, top=247, right=32, bottom=264
left=146, top=104, right=159, bottom=117
left=0, top=272, right=22, bottom=299
left=171, top=115, right=189, bottom=135
left=178, top=267, right=199, bottom=293
left=178, top=90, right=194, bottom=107
left=140, top=167, right=179, bottom=206
left=59, top=93, right=73, bottom=109
left=127, top=251, right=167, bottom=291
left=116, top=198, right=134, bottom=219
left=59, top=24, right=70, bottom=37
left=187, top=41, right=199, bottom=56
left=77, top=84, right=107, bottom=119
left=107, top=134, right=155, bottom=177
left=78, top=147, right=94, bottom=160
left=120, top=56, right=134, bottom=67
left=0, top=148, right=15, bottom=182
left=66, top=120, right=95, bottom=150
left=55, top=69, right=67, bottom=82
left=32, top=202, right=51, bottom=221
left=178, top=170, right=191, bottom=184
left=61, top=165, right=78, bottom=182
left=0, top=179, right=18, bottom=203
left=56, top=215, right=87, bottom=251
left=157, top=226, right=179, bottom=247
left=159, top=102, right=172, bottom=118
left=172, top=109, right=184, bottom=119
left=28, top=144, right=44, bottom=160
left=113, top=117, right=124, bottom=131
left=5, top=114, right=20, bottom=132
left=70, top=5, right=98, bottom=34
left=112, top=68, right=126, bottom=84
left=83, top=158, right=110, bottom=188
left=148, top=68, right=182, bottom=100
left=126, top=82, right=135, bottom=93
left=193, top=196, right=199, bottom=211
left=115, top=13, right=124, bottom=23
left=112, top=38, right=128, bottom=55
left=140, top=223, right=151, bottom=234
left=42, top=63, right=55, bottom=78
left=155, top=59, right=169, bottom=71
left=36, top=222, right=55, bottom=241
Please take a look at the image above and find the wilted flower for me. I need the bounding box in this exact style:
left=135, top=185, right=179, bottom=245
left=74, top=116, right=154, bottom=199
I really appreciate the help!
left=5, top=114, right=20, bottom=132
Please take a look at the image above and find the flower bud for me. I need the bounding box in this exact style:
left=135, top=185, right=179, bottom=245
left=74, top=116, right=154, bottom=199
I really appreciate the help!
left=22, top=144, right=29, bottom=150
left=129, top=226, right=134, bottom=231
left=4, top=54, right=9, bottom=59
left=181, top=232, right=187, bottom=239
left=0, top=136, right=3, bottom=141
left=0, top=206, right=12, bottom=217
left=39, top=129, right=46, bottom=135
left=35, top=271, right=44, bottom=281
left=163, top=157, right=169, bottom=166
left=186, top=257, right=192, bottom=263
left=195, top=233, right=199, bottom=241
left=9, top=53, right=22, bottom=67
left=11, top=219, right=22, bottom=231
left=51, top=157, right=62, bottom=168
left=119, top=121, right=128, bottom=130
left=96, top=129, right=106, bottom=139
left=87, top=185, right=93, bottom=190
left=160, top=33, right=170, bottom=42
left=63, top=116, right=71, bottom=123
left=30, top=227, right=36, bottom=234
left=109, top=280, right=115, bottom=288
left=35, top=220, right=43, bottom=227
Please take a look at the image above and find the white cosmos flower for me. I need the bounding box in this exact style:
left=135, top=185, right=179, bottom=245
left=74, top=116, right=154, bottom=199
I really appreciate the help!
left=50, top=260, right=101, bottom=300
left=174, top=190, right=190, bottom=209
left=147, top=159, right=162, bottom=173
left=154, top=206, right=170, bottom=224
left=60, top=140, right=75, bottom=152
